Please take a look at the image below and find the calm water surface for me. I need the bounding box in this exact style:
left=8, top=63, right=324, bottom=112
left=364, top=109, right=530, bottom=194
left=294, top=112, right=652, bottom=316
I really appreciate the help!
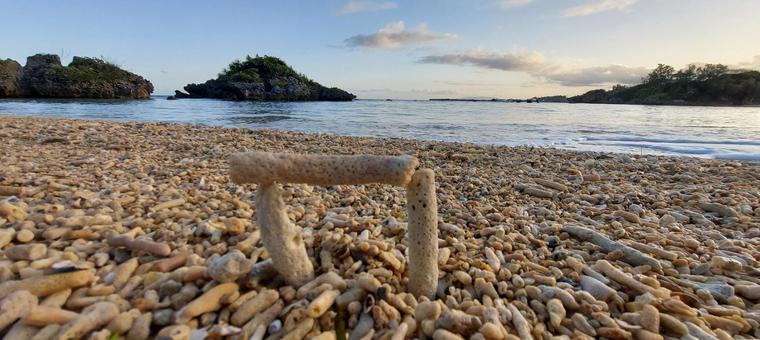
left=1, top=97, right=759, bottom=160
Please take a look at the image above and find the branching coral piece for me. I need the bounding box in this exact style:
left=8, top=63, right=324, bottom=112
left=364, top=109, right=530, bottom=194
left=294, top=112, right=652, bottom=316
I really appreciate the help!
left=230, top=152, right=419, bottom=187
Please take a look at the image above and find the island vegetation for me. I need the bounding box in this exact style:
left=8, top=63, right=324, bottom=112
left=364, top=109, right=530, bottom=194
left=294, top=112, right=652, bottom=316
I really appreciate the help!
left=0, top=54, right=153, bottom=99
left=569, top=64, right=760, bottom=106
left=172, top=55, right=355, bottom=101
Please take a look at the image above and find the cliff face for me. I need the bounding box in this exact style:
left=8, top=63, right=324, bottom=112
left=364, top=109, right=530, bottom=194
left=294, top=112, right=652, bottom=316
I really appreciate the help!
left=173, top=55, right=355, bottom=101
left=0, top=54, right=153, bottom=99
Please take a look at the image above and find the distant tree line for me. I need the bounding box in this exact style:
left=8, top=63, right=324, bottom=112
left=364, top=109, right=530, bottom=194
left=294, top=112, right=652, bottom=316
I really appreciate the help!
left=569, top=63, right=760, bottom=106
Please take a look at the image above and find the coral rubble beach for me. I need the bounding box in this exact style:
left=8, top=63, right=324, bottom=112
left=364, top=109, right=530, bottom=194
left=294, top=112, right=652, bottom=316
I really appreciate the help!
left=1, top=115, right=760, bottom=339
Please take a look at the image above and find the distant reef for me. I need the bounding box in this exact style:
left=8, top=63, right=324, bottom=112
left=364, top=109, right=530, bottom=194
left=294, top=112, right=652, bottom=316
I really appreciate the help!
left=430, top=96, right=567, bottom=103
left=535, top=95, right=568, bottom=103
left=0, top=54, right=153, bottom=99
left=171, top=55, right=355, bottom=101
left=569, top=64, right=760, bottom=106
left=430, top=98, right=540, bottom=103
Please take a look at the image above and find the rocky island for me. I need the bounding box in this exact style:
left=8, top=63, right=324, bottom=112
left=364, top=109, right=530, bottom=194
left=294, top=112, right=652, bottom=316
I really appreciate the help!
left=171, top=55, right=355, bottom=101
left=569, top=64, right=760, bottom=106
left=0, top=54, right=153, bottom=99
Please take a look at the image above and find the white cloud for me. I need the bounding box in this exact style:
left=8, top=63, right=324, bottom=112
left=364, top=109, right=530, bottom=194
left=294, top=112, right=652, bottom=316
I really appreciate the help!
left=499, top=0, right=533, bottom=9
left=419, top=50, right=651, bottom=86
left=735, top=55, right=760, bottom=71
left=339, top=1, right=397, bottom=14
left=419, top=51, right=546, bottom=72
left=345, top=21, right=456, bottom=49
left=563, top=0, right=638, bottom=17
left=542, top=65, right=649, bottom=86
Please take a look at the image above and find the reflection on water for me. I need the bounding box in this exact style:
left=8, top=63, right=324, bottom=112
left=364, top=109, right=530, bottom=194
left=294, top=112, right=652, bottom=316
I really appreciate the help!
left=1, top=96, right=759, bottom=160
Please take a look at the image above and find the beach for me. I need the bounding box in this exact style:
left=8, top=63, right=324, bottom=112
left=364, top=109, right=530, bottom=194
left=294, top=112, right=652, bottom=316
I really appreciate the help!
left=1, top=115, right=760, bottom=339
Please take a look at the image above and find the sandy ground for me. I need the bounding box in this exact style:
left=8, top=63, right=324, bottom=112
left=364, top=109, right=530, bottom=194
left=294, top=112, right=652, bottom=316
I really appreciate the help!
left=1, top=116, right=759, bottom=339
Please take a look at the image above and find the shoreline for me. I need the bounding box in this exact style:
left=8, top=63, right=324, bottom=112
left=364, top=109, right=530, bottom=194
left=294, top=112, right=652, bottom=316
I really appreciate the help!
left=1, top=116, right=759, bottom=338
left=2, top=113, right=756, bottom=163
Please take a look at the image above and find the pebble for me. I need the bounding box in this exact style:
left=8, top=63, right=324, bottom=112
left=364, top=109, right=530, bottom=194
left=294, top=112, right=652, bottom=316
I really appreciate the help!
left=0, top=117, right=758, bottom=339
left=207, top=250, right=253, bottom=283
left=4, top=243, right=47, bottom=261
left=639, top=304, right=660, bottom=332
left=0, top=229, right=16, bottom=248
left=223, top=217, right=247, bottom=236
left=15, top=229, right=34, bottom=243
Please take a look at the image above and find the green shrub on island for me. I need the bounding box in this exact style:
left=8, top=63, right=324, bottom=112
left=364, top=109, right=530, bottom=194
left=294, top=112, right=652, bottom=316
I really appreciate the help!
left=174, top=55, right=355, bottom=101
left=56, top=57, right=132, bottom=82
left=570, top=63, right=760, bottom=106
left=0, top=54, right=153, bottom=99
left=219, top=55, right=311, bottom=84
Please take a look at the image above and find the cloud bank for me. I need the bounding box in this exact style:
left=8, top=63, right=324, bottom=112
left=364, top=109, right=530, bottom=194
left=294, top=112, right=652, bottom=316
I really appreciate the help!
left=339, top=1, right=397, bottom=14
left=563, top=0, right=638, bottom=17
left=735, top=55, right=760, bottom=71
left=543, top=65, right=649, bottom=86
left=498, top=0, right=533, bottom=9
left=419, top=51, right=545, bottom=72
left=419, top=50, right=650, bottom=86
left=345, top=21, right=455, bottom=49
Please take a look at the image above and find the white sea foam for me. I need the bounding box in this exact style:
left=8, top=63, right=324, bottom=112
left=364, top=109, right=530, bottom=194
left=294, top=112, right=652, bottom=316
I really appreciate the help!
left=586, top=135, right=760, bottom=146
left=713, top=153, right=760, bottom=161
left=596, top=142, right=716, bottom=155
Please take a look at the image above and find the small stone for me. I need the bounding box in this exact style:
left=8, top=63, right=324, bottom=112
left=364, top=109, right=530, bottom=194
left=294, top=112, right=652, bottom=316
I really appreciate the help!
left=639, top=304, right=659, bottom=332
left=112, top=248, right=132, bottom=264
left=223, top=218, right=246, bottom=236
left=0, top=229, right=15, bottom=248
left=659, top=214, right=676, bottom=227
left=597, top=327, right=631, bottom=339
left=267, top=319, right=282, bottom=334
left=735, top=284, right=760, bottom=300
left=199, top=312, right=217, bottom=326
left=156, top=324, right=191, bottom=340
left=207, top=250, right=253, bottom=283
left=5, top=243, right=47, bottom=260
left=158, top=280, right=183, bottom=299
left=152, top=309, right=174, bottom=326
left=613, top=210, right=640, bottom=224
left=711, top=256, right=742, bottom=272
left=16, top=229, right=34, bottom=243
left=171, top=284, right=199, bottom=309
left=0, top=201, right=27, bottom=222
left=683, top=238, right=700, bottom=249
left=546, top=298, right=565, bottom=328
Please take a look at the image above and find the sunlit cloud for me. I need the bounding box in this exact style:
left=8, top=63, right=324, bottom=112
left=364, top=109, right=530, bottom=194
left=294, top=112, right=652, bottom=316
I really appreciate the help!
left=345, top=21, right=456, bottom=49
left=419, top=51, right=545, bottom=72
left=542, top=65, right=649, bottom=86
left=419, top=49, right=651, bottom=86
left=498, top=0, right=533, bottom=9
left=339, top=1, right=398, bottom=14
left=563, top=0, right=638, bottom=17
left=734, top=55, right=760, bottom=71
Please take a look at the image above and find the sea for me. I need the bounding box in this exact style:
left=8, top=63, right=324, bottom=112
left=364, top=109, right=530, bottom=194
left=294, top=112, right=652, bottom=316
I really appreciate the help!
left=1, top=97, right=759, bottom=161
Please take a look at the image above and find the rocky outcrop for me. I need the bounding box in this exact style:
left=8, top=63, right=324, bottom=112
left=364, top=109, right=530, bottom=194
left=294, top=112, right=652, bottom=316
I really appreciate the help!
left=0, top=54, right=153, bottom=99
left=172, top=55, right=355, bottom=101
left=0, top=59, right=22, bottom=96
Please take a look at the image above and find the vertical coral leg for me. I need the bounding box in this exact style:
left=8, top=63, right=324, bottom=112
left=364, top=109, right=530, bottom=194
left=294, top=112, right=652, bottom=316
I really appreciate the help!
left=255, top=183, right=315, bottom=286
left=406, top=169, right=439, bottom=298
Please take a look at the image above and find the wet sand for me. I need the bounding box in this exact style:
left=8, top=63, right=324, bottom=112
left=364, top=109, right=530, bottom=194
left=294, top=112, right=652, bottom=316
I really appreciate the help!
left=1, top=116, right=759, bottom=339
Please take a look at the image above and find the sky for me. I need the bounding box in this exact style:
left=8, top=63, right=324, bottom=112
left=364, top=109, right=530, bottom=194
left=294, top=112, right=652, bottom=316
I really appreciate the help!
left=1, top=0, right=759, bottom=99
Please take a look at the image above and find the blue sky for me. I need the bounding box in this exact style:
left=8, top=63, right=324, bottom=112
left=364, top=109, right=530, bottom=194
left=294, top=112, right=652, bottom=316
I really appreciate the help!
left=2, top=0, right=759, bottom=99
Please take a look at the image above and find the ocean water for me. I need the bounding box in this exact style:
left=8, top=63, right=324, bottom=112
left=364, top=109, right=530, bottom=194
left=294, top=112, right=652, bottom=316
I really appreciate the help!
left=1, top=97, right=759, bottom=161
